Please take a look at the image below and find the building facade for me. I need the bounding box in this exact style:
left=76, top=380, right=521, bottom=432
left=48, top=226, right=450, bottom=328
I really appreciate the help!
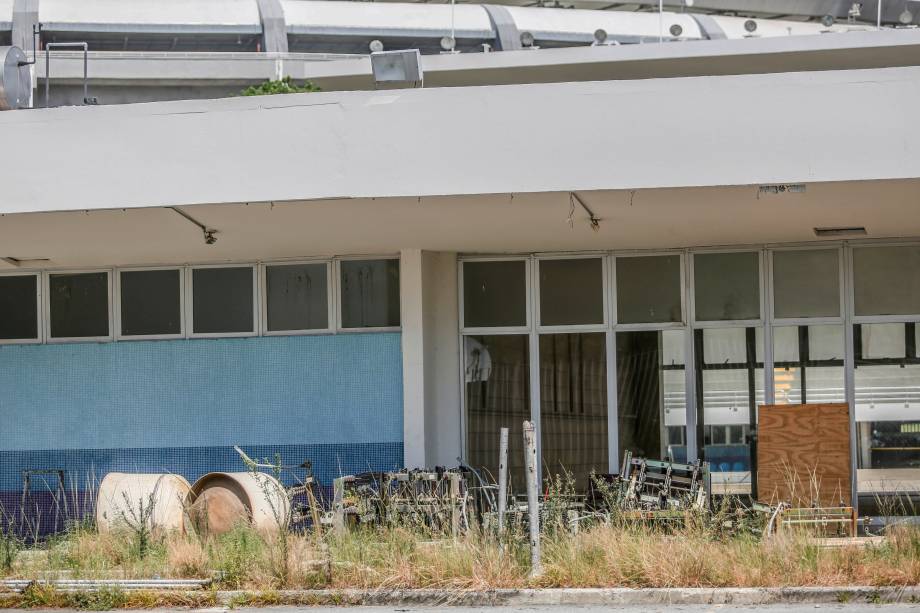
left=1, top=47, right=919, bottom=528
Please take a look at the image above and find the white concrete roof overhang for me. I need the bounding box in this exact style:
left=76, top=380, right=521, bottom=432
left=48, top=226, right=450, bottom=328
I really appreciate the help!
left=0, top=65, right=919, bottom=267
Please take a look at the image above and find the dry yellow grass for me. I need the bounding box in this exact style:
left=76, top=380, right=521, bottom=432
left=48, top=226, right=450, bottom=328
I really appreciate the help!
left=3, top=521, right=919, bottom=590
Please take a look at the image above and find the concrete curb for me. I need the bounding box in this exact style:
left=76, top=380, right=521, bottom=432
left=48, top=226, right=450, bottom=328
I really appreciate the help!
left=216, top=586, right=920, bottom=606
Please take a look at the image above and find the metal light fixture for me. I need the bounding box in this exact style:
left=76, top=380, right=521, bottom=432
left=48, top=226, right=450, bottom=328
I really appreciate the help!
left=669, top=23, right=683, bottom=37
left=744, top=19, right=758, bottom=34
left=520, top=31, right=536, bottom=48
left=821, top=14, right=836, bottom=27
left=440, top=35, right=456, bottom=52
left=592, top=28, right=607, bottom=45
left=900, top=9, right=914, bottom=24
left=368, top=39, right=384, bottom=53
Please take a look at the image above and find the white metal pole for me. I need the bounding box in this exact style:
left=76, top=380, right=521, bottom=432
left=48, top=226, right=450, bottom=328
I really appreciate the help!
left=523, top=420, right=541, bottom=577
left=659, top=0, right=664, bottom=42
left=878, top=0, right=883, bottom=29
left=497, top=427, right=509, bottom=535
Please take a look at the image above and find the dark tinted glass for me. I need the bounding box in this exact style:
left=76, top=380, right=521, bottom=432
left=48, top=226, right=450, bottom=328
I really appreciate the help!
left=0, top=275, right=38, bottom=340
left=853, top=246, right=920, bottom=316
left=772, top=249, right=840, bottom=319
left=694, top=252, right=760, bottom=321
left=539, top=258, right=604, bottom=326
left=266, top=263, right=328, bottom=331
left=340, top=259, right=400, bottom=328
left=463, top=260, right=526, bottom=328
left=120, top=269, right=182, bottom=336
left=616, top=255, right=682, bottom=324
left=192, top=267, right=254, bottom=334
left=49, top=272, right=109, bottom=338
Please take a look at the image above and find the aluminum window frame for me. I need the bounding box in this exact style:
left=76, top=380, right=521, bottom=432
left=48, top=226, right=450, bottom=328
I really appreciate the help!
left=0, top=270, right=43, bottom=345
left=848, top=240, right=920, bottom=325
left=534, top=253, right=609, bottom=333
left=260, top=259, right=334, bottom=336
left=768, top=244, right=846, bottom=327
left=334, top=255, right=402, bottom=333
left=689, top=247, right=766, bottom=328
left=114, top=266, right=186, bottom=341
left=43, top=268, right=114, bottom=344
left=459, top=255, right=532, bottom=335
left=186, top=263, right=260, bottom=339
left=612, top=250, right=687, bottom=330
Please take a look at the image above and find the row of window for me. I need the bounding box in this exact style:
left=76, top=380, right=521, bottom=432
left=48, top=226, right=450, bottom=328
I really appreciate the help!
left=461, top=243, right=920, bottom=497
left=0, top=259, right=400, bottom=343
left=461, top=245, right=920, bottom=330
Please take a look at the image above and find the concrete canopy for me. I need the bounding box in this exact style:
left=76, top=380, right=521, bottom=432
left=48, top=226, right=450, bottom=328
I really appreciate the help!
left=1, top=64, right=919, bottom=218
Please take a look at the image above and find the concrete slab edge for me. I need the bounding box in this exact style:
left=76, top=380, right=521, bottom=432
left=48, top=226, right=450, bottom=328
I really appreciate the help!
left=215, top=586, right=920, bottom=607
left=1, top=586, right=918, bottom=607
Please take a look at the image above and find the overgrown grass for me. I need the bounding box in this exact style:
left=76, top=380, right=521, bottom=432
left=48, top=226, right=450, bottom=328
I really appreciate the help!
left=2, top=506, right=920, bottom=593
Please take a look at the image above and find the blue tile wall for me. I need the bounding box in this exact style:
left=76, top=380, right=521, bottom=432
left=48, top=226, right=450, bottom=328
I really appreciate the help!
left=0, top=334, right=403, bottom=450
left=0, top=334, right=404, bottom=529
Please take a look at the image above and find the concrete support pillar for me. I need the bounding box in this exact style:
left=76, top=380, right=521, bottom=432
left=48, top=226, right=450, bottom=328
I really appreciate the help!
left=400, top=249, right=461, bottom=469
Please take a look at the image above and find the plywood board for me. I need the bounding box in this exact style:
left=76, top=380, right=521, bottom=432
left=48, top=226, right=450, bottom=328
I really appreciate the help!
left=757, top=403, right=851, bottom=506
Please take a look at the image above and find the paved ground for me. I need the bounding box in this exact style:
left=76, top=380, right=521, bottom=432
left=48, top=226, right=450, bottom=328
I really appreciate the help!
left=174, top=606, right=919, bottom=612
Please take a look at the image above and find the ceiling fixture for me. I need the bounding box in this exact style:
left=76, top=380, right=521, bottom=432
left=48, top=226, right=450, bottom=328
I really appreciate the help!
left=440, top=35, right=456, bottom=53
left=814, top=226, right=867, bottom=237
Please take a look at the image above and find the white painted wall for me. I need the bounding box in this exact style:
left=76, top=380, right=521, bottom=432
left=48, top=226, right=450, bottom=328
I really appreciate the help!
left=2, top=66, right=920, bottom=215
left=400, top=248, right=426, bottom=468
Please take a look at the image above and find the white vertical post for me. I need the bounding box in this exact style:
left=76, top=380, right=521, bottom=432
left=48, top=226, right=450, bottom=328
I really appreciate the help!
left=497, top=427, right=509, bottom=535
left=659, top=0, right=664, bottom=42
left=523, top=420, right=541, bottom=577
left=400, top=248, right=426, bottom=469
left=877, top=0, right=883, bottom=30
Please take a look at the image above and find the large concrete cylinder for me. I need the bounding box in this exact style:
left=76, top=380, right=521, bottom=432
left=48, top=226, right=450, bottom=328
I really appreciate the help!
left=187, top=472, right=290, bottom=536
left=96, top=472, right=192, bottom=534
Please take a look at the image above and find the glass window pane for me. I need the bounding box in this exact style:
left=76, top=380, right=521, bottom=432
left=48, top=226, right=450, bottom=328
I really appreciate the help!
left=120, top=270, right=181, bottom=336
left=540, top=333, right=608, bottom=487
left=694, top=252, right=760, bottom=321
left=772, top=325, right=844, bottom=405
left=340, top=259, right=400, bottom=328
left=696, top=326, right=762, bottom=495
left=617, top=329, right=686, bottom=464
left=861, top=323, right=905, bottom=359
left=465, top=335, right=530, bottom=488
left=463, top=260, right=526, bottom=328
left=49, top=272, right=109, bottom=338
left=0, top=275, right=38, bottom=340
left=192, top=267, right=254, bottom=334
left=616, top=255, right=682, bottom=324
left=853, top=246, right=920, bottom=316
left=772, top=249, right=840, bottom=319
left=539, top=258, right=603, bottom=326
left=266, top=263, right=328, bottom=332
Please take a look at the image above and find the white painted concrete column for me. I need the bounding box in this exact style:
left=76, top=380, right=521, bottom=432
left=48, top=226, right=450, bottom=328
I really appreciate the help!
left=400, top=249, right=462, bottom=469
left=400, top=248, right=426, bottom=469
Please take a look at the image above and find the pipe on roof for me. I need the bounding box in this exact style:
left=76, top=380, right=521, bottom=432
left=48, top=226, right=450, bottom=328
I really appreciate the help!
left=255, top=0, right=286, bottom=53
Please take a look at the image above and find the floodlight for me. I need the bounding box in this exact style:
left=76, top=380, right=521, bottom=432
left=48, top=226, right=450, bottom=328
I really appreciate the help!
left=369, top=39, right=384, bottom=53
left=744, top=19, right=758, bottom=33
left=593, top=28, right=607, bottom=45
left=821, top=14, right=835, bottom=27
left=440, top=35, right=456, bottom=52
left=520, top=31, right=535, bottom=47
left=669, top=23, right=683, bottom=37
left=370, top=49, right=423, bottom=89
left=900, top=9, right=914, bottom=24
